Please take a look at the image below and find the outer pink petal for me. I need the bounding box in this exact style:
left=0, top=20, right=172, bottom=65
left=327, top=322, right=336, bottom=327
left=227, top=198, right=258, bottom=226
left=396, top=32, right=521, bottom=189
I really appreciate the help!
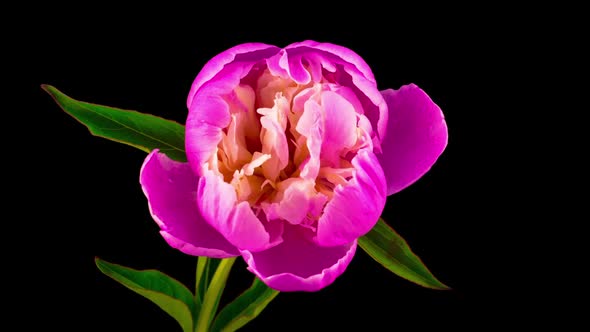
left=197, top=169, right=279, bottom=252
left=316, top=149, right=387, bottom=247
left=241, top=227, right=357, bottom=291
left=379, top=84, right=448, bottom=196
left=139, top=151, right=239, bottom=258
left=186, top=43, right=280, bottom=108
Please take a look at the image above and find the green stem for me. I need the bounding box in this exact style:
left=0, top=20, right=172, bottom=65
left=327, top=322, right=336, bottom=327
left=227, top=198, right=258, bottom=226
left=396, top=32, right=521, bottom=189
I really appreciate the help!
left=195, top=256, right=208, bottom=305
left=195, top=257, right=236, bottom=332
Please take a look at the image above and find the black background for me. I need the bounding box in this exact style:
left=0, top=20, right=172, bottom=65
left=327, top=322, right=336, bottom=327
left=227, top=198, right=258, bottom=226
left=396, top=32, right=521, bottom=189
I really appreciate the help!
left=12, top=7, right=550, bottom=331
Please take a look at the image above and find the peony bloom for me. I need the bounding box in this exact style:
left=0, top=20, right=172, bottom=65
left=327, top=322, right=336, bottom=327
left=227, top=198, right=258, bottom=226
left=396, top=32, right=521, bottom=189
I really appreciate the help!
left=140, top=41, right=447, bottom=291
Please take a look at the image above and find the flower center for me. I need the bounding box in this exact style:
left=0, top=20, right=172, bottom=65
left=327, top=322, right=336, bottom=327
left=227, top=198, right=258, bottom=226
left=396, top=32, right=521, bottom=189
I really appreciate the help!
left=206, top=69, right=373, bottom=227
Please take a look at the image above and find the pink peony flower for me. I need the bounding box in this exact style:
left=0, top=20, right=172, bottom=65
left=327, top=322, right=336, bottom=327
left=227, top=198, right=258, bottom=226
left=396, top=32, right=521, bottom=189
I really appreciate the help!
left=139, top=41, right=448, bottom=291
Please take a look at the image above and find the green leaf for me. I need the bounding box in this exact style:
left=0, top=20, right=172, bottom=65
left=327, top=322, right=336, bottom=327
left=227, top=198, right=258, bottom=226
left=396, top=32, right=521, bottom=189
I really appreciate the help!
left=95, top=258, right=195, bottom=332
left=42, top=84, right=186, bottom=161
left=211, top=278, right=279, bottom=332
left=358, top=218, right=450, bottom=290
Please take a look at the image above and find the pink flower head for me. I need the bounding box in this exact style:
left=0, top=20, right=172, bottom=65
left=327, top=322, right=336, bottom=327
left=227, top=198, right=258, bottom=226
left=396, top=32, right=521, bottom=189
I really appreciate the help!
left=140, top=41, right=448, bottom=291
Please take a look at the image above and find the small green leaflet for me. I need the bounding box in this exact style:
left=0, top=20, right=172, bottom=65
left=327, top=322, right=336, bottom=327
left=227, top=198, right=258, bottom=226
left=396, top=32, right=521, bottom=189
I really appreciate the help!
left=42, top=85, right=186, bottom=161
left=359, top=219, right=450, bottom=290
left=95, top=258, right=196, bottom=332
left=211, top=278, right=279, bottom=332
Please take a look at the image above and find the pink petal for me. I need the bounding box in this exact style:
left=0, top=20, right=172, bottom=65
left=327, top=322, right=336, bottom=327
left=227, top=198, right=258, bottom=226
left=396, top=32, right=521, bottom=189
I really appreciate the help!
left=185, top=62, right=260, bottom=176
left=321, top=90, right=358, bottom=165
left=280, top=52, right=311, bottom=85
left=282, top=41, right=388, bottom=143
left=258, top=99, right=290, bottom=182
left=185, top=62, right=251, bottom=176
left=198, top=169, right=279, bottom=252
left=285, top=40, right=375, bottom=82
left=296, top=98, right=322, bottom=180
left=186, top=45, right=281, bottom=176
left=186, top=43, right=280, bottom=108
left=266, top=49, right=290, bottom=79
left=241, top=226, right=357, bottom=291
left=379, top=84, right=448, bottom=196
left=185, top=95, right=230, bottom=177
left=341, top=68, right=388, bottom=144
left=316, top=149, right=387, bottom=247
left=266, top=179, right=327, bottom=226
left=139, top=151, right=239, bottom=258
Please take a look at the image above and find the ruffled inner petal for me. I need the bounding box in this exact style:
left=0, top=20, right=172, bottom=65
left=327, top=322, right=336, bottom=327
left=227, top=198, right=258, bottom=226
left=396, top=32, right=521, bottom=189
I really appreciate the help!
left=320, top=90, right=358, bottom=166
left=258, top=94, right=290, bottom=182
